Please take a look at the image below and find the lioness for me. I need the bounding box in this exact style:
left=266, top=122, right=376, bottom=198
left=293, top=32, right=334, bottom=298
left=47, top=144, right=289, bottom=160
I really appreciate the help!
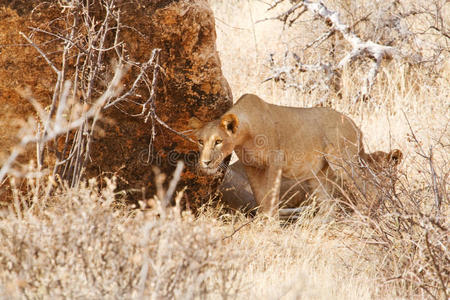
left=219, top=159, right=307, bottom=214
left=219, top=149, right=402, bottom=216
left=190, top=93, right=401, bottom=217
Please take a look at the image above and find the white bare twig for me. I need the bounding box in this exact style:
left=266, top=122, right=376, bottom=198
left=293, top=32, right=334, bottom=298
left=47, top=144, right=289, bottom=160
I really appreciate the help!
left=2, top=0, right=198, bottom=188
left=266, top=0, right=399, bottom=101
left=302, top=0, right=397, bottom=60
left=19, top=32, right=60, bottom=74
left=162, top=161, right=185, bottom=209
left=0, top=66, right=125, bottom=183
left=104, top=49, right=161, bottom=109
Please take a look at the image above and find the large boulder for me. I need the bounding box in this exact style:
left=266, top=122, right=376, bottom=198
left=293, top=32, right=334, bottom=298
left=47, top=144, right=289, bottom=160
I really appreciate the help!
left=87, top=0, right=233, bottom=208
left=0, top=0, right=232, bottom=208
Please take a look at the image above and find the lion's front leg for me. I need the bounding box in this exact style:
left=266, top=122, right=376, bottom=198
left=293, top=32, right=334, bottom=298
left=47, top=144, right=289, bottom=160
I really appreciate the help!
left=243, top=151, right=284, bottom=217
left=244, top=166, right=280, bottom=217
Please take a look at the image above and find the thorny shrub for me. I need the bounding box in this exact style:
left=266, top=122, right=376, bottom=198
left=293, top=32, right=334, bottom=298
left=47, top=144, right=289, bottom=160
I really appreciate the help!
left=340, top=138, right=448, bottom=299
left=0, top=178, right=245, bottom=299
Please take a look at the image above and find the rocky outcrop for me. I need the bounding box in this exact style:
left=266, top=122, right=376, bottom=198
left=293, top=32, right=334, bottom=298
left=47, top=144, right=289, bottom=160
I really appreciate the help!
left=0, top=0, right=232, bottom=208
left=86, top=0, right=233, bottom=208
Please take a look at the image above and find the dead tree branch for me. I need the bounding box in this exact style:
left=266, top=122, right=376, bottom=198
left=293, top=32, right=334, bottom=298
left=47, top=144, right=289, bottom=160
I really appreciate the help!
left=0, top=66, right=125, bottom=183
left=265, top=0, right=400, bottom=101
left=2, top=0, right=198, bottom=188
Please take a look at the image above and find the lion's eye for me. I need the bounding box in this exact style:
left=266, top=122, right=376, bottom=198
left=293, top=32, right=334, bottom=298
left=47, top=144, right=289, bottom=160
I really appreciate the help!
left=215, top=139, right=222, bottom=146
left=198, top=139, right=204, bottom=146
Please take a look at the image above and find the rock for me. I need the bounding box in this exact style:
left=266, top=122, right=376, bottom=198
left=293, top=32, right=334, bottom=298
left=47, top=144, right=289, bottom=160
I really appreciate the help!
left=0, top=0, right=232, bottom=209
left=0, top=5, right=58, bottom=201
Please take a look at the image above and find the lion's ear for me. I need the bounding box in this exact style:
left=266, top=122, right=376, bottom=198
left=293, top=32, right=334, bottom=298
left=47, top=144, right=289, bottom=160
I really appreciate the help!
left=188, top=117, right=204, bottom=130
left=389, top=149, right=403, bottom=166
left=220, top=113, right=239, bottom=135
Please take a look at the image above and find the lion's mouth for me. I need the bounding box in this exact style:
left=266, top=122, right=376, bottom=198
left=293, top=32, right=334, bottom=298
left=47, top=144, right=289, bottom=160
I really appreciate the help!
left=198, top=166, right=219, bottom=175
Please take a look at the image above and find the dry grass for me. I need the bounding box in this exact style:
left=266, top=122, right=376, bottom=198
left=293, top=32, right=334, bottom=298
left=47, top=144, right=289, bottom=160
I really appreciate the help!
left=0, top=0, right=449, bottom=299
left=211, top=1, right=448, bottom=298
left=0, top=176, right=389, bottom=299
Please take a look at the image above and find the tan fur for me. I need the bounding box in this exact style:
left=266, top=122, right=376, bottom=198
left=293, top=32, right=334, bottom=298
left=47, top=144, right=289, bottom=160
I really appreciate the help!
left=191, top=94, right=402, bottom=217
left=220, top=113, right=239, bottom=134
left=362, top=149, right=403, bottom=172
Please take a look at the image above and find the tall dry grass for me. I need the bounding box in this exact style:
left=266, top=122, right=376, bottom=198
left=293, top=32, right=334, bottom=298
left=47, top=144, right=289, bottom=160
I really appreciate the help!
left=0, top=174, right=393, bottom=299
left=211, top=0, right=449, bottom=298
left=0, top=0, right=448, bottom=299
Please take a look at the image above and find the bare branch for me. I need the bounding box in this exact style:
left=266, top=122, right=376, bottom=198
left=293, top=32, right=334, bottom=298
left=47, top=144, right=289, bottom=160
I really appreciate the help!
left=153, top=114, right=198, bottom=145
left=303, top=0, right=397, bottom=99
left=162, top=161, right=185, bottom=209
left=0, top=66, right=125, bottom=183
left=104, top=49, right=161, bottom=109
left=266, top=0, right=400, bottom=101
left=19, top=32, right=60, bottom=74
left=267, top=0, right=284, bottom=11
left=222, top=218, right=255, bottom=241
left=257, top=3, right=305, bottom=25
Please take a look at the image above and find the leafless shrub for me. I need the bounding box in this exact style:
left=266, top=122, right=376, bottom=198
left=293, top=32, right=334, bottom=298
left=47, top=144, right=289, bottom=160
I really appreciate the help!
left=0, top=64, right=125, bottom=184
left=262, top=0, right=449, bottom=102
left=0, top=0, right=190, bottom=189
left=0, top=169, right=245, bottom=299
left=337, top=131, right=449, bottom=299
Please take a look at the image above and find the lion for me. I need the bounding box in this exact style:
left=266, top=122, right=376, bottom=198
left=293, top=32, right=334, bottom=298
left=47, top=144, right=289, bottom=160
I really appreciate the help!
left=190, top=93, right=402, bottom=217
left=361, top=149, right=403, bottom=173
left=219, top=149, right=402, bottom=216
left=219, top=159, right=306, bottom=214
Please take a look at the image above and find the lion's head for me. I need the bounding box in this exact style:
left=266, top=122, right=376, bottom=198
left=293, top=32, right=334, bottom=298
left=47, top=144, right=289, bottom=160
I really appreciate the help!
left=365, top=149, right=403, bottom=172
left=189, top=114, right=239, bottom=175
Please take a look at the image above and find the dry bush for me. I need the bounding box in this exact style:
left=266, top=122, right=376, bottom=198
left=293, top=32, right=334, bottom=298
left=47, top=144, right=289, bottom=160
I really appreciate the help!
left=0, top=176, right=245, bottom=299
left=211, top=0, right=448, bottom=298
left=333, top=137, right=449, bottom=299
left=0, top=0, right=165, bottom=189
left=0, top=172, right=392, bottom=299
left=258, top=0, right=449, bottom=103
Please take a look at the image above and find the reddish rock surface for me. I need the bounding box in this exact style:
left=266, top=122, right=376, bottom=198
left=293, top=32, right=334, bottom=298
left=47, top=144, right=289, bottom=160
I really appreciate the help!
left=0, top=0, right=232, bottom=208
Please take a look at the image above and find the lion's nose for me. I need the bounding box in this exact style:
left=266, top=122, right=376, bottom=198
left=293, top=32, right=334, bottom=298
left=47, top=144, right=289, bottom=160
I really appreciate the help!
left=202, top=160, right=212, bottom=166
